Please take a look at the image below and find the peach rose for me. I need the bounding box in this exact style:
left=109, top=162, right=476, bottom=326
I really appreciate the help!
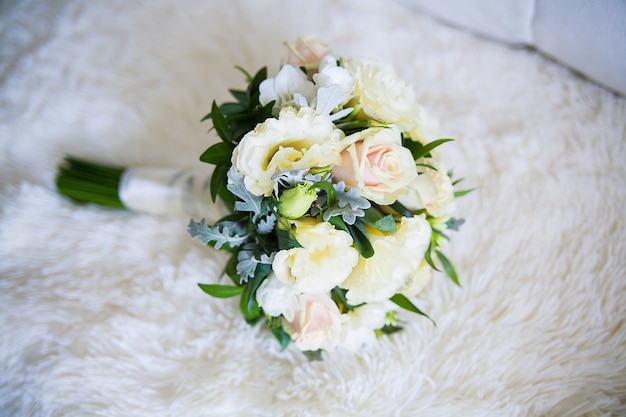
left=285, top=35, right=332, bottom=68
left=332, top=126, right=417, bottom=205
left=282, top=293, right=344, bottom=352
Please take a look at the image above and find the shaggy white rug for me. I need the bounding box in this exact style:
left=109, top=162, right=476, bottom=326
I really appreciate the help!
left=1, top=1, right=625, bottom=416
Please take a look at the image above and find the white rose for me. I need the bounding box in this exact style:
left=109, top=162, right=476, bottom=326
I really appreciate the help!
left=397, top=159, right=455, bottom=218
left=339, top=302, right=388, bottom=352
left=259, top=64, right=317, bottom=112
left=273, top=218, right=359, bottom=294
left=342, top=57, right=426, bottom=136
left=342, top=216, right=431, bottom=305
left=256, top=274, right=299, bottom=322
left=332, top=126, right=417, bottom=205
left=231, top=107, right=343, bottom=196
left=282, top=293, right=344, bottom=352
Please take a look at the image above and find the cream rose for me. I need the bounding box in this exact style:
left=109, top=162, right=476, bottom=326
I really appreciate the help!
left=341, top=216, right=431, bottom=305
left=332, top=126, right=417, bottom=205
left=285, top=36, right=332, bottom=68
left=231, top=107, right=342, bottom=196
left=282, top=293, right=344, bottom=352
left=397, top=159, right=455, bottom=218
left=273, top=218, right=359, bottom=294
left=342, top=57, right=425, bottom=135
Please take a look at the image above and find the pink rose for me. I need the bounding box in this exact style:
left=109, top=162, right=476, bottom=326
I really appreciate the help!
left=285, top=36, right=332, bottom=70
left=332, top=126, right=417, bottom=205
left=282, top=293, right=343, bottom=352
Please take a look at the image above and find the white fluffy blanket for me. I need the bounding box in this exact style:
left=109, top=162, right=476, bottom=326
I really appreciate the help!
left=1, top=1, right=625, bottom=416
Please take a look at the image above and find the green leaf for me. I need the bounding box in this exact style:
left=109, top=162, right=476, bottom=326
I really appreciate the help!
left=424, top=243, right=441, bottom=272
left=229, top=89, right=249, bottom=106
left=210, top=163, right=229, bottom=203
left=199, top=141, right=234, bottom=165
left=219, top=102, right=248, bottom=116
left=234, top=65, right=253, bottom=82
left=303, top=350, right=323, bottom=361
left=267, top=317, right=291, bottom=351
left=275, top=215, right=302, bottom=250
left=309, top=180, right=337, bottom=207
left=239, top=263, right=271, bottom=324
left=415, top=163, right=438, bottom=171
left=389, top=200, right=413, bottom=217
left=224, top=253, right=240, bottom=285
left=402, top=138, right=454, bottom=161
left=197, top=283, right=244, bottom=298
left=211, top=100, right=234, bottom=143
left=331, top=287, right=363, bottom=313
left=330, top=217, right=374, bottom=258
left=454, top=188, right=474, bottom=198
left=374, top=324, right=404, bottom=337
left=435, top=250, right=461, bottom=286
left=363, top=207, right=396, bottom=232
left=248, top=67, right=268, bottom=106
left=390, top=293, right=435, bottom=326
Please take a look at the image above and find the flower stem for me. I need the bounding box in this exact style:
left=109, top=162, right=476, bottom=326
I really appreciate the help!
left=55, top=156, right=126, bottom=209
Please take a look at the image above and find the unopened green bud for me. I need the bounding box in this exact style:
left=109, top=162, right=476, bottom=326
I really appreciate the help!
left=278, top=184, right=317, bottom=219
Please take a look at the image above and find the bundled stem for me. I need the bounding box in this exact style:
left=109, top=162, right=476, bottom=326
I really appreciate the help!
left=55, top=156, right=126, bottom=208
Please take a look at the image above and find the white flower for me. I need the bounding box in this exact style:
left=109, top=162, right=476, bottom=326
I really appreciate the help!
left=313, top=55, right=355, bottom=97
left=397, top=158, right=455, bottom=218
left=332, top=126, right=417, bottom=205
left=339, top=303, right=388, bottom=352
left=282, top=293, right=344, bottom=352
left=259, top=65, right=316, bottom=110
left=231, top=107, right=343, bottom=197
left=272, top=218, right=359, bottom=294
left=342, top=57, right=427, bottom=138
left=342, top=216, right=431, bottom=305
left=401, top=260, right=433, bottom=297
left=256, top=274, right=299, bottom=322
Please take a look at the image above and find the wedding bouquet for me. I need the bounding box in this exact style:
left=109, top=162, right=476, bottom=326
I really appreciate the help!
left=56, top=36, right=469, bottom=358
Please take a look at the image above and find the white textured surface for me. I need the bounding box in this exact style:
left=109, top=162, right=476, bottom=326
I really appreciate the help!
left=1, top=1, right=625, bottom=416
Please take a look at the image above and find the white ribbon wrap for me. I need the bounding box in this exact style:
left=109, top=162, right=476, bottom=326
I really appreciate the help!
left=119, top=167, right=229, bottom=222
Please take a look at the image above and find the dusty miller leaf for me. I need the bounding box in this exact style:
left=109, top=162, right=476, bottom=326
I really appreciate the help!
left=226, top=167, right=264, bottom=222
left=188, top=219, right=248, bottom=249
left=257, top=213, right=277, bottom=234
left=323, top=181, right=371, bottom=224
left=236, top=250, right=260, bottom=282
left=315, top=85, right=352, bottom=121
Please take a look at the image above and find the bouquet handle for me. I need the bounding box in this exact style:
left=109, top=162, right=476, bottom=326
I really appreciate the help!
left=56, top=157, right=229, bottom=222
